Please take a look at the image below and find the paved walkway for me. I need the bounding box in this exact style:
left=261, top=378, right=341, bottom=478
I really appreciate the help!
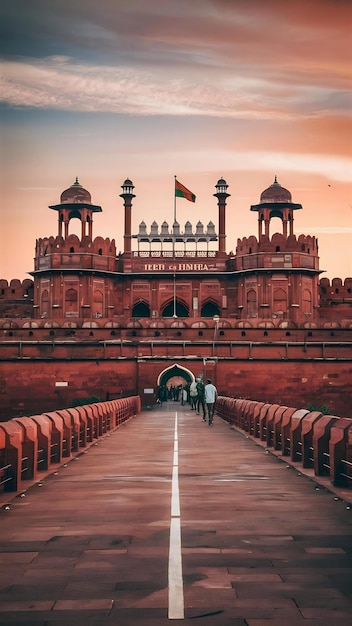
left=0, top=402, right=351, bottom=625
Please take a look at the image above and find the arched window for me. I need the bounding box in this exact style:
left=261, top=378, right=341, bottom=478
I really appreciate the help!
left=303, top=289, right=312, bottom=315
left=93, top=290, right=103, bottom=317
left=247, top=289, right=257, bottom=317
left=273, top=288, right=287, bottom=315
left=201, top=301, right=220, bottom=318
left=132, top=301, right=151, bottom=318
left=65, top=288, right=78, bottom=314
left=162, top=300, right=189, bottom=318
left=41, top=289, right=49, bottom=316
left=98, top=248, right=103, bottom=256
left=70, top=247, right=75, bottom=253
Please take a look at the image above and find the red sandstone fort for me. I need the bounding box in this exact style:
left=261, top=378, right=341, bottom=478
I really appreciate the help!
left=1, top=177, right=351, bottom=419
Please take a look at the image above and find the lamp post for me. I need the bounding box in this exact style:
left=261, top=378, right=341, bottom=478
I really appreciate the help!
left=173, top=272, right=177, bottom=318
left=212, top=314, right=220, bottom=357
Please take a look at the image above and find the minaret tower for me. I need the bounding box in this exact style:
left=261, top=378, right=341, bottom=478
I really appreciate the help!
left=250, top=176, right=302, bottom=240
left=33, top=179, right=117, bottom=321
left=49, top=177, right=102, bottom=239
left=236, top=177, right=320, bottom=325
left=119, top=178, right=135, bottom=255
left=213, top=178, right=230, bottom=254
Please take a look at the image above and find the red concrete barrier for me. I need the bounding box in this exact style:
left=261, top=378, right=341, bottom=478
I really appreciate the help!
left=259, top=403, right=271, bottom=441
left=243, top=400, right=257, bottom=433
left=43, top=412, right=65, bottom=462
left=104, top=401, right=113, bottom=430
left=248, top=402, right=265, bottom=438
left=301, top=411, right=324, bottom=468
left=214, top=396, right=233, bottom=424
left=56, top=409, right=80, bottom=452
left=0, top=422, right=23, bottom=492
left=96, top=402, right=108, bottom=434
left=69, top=406, right=88, bottom=447
left=312, top=415, right=339, bottom=476
left=215, top=397, right=352, bottom=489
left=238, top=400, right=249, bottom=430
left=272, top=405, right=290, bottom=451
left=329, top=418, right=352, bottom=486
left=290, top=409, right=310, bottom=462
left=281, top=407, right=299, bottom=457
left=31, top=414, right=52, bottom=471
left=83, top=405, right=97, bottom=441
left=0, top=428, right=17, bottom=493
left=265, top=404, right=282, bottom=448
left=0, top=397, right=140, bottom=497
left=91, top=403, right=103, bottom=437
left=226, top=398, right=237, bottom=425
left=13, top=417, right=39, bottom=482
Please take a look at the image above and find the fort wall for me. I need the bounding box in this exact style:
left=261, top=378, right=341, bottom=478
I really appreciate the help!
left=1, top=346, right=351, bottom=419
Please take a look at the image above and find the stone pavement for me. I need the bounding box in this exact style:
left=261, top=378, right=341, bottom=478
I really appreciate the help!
left=0, top=402, right=351, bottom=625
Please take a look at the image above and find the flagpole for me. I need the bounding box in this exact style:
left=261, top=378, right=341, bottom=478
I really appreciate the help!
left=173, top=176, right=177, bottom=317
left=173, top=175, right=177, bottom=223
left=173, top=175, right=177, bottom=256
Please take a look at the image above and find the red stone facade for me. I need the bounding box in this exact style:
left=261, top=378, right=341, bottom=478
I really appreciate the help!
left=1, top=177, right=351, bottom=419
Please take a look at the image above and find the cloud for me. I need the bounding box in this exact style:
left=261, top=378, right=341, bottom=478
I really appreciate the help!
left=1, top=56, right=350, bottom=121
left=1, top=0, right=351, bottom=90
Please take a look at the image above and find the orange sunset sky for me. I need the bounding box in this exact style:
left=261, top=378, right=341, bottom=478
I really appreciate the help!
left=0, top=0, right=351, bottom=281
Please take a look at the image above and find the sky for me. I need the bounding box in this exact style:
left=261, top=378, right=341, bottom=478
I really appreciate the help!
left=0, top=0, right=351, bottom=282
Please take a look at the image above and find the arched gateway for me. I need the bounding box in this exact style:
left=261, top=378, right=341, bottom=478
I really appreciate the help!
left=157, top=363, right=195, bottom=389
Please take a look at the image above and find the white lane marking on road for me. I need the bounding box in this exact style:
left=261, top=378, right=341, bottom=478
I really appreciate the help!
left=168, top=412, right=184, bottom=620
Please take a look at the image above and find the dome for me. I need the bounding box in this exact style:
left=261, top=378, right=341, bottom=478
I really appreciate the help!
left=60, top=177, right=92, bottom=204
left=260, top=177, right=292, bottom=203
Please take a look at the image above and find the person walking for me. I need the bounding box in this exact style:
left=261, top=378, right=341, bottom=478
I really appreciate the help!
left=196, top=377, right=206, bottom=421
left=204, top=378, right=217, bottom=425
left=189, top=380, right=198, bottom=411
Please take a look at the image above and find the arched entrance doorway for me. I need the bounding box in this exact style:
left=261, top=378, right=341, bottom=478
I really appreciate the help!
left=157, top=363, right=195, bottom=388
left=157, top=363, right=196, bottom=401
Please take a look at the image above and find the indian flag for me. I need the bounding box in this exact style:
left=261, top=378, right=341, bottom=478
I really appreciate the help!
left=175, top=179, right=196, bottom=203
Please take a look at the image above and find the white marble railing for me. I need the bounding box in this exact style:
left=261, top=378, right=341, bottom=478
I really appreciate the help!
left=133, top=250, right=217, bottom=258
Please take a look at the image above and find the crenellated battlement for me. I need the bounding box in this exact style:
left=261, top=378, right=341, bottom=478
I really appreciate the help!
left=0, top=278, right=34, bottom=299
left=35, top=234, right=116, bottom=257
left=0, top=279, right=34, bottom=319
left=319, top=277, right=352, bottom=308
left=236, top=233, right=318, bottom=255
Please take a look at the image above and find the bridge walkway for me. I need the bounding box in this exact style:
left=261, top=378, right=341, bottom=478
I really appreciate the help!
left=0, top=402, right=351, bottom=625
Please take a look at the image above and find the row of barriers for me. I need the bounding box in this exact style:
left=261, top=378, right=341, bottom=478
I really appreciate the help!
left=0, top=397, right=140, bottom=496
left=216, top=397, right=352, bottom=488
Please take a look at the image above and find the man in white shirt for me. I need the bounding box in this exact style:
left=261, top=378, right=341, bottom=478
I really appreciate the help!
left=204, top=379, right=217, bottom=425
left=189, top=380, right=198, bottom=411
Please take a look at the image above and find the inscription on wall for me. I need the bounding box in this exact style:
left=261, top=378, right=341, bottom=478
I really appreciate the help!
left=143, top=262, right=213, bottom=271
